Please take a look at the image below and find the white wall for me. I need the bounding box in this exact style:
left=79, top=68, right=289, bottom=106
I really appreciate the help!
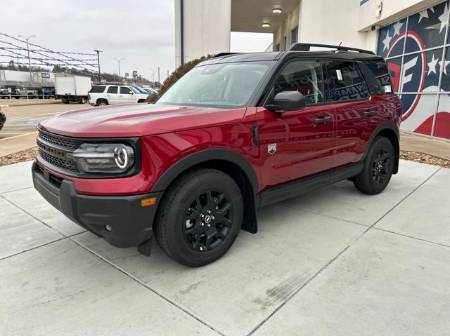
left=358, top=0, right=445, bottom=30
left=175, top=0, right=231, bottom=66
left=298, top=0, right=369, bottom=49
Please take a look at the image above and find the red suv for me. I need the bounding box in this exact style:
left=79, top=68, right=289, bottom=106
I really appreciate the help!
left=33, top=44, right=402, bottom=266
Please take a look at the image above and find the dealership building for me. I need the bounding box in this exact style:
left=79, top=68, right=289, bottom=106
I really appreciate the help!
left=175, top=0, right=450, bottom=140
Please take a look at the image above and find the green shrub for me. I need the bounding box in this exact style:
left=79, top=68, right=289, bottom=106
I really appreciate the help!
left=147, top=55, right=211, bottom=103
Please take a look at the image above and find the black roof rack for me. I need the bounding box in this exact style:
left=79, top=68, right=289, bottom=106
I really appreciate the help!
left=214, top=52, right=242, bottom=58
left=289, top=43, right=375, bottom=55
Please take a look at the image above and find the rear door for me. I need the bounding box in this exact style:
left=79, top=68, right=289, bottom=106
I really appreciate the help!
left=323, top=60, right=377, bottom=166
left=258, top=58, right=336, bottom=187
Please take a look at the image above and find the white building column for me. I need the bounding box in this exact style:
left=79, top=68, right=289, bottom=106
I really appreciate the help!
left=175, top=0, right=232, bottom=66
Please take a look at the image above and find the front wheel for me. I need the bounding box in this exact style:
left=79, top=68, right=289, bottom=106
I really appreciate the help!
left=154, top=169, right=243, bottom=267
left=353, top=136, right=395, bottom=195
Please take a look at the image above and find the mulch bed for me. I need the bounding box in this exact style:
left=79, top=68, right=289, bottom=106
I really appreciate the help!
left=400, top=150, right=450, bottom=169
left=0, top=147, right=38, bottom=167
left=1, top=147, right=449, bottom=169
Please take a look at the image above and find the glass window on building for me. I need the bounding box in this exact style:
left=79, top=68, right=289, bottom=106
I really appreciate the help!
left=291, top=26, right=298, bottom=46
left=377, top=1, right=450, bottom=139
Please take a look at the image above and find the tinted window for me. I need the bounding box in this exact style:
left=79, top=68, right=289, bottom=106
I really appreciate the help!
left=325, top=61, right=369, bottom=102
left=120, top=86, right=132, bottom=94
left=274, top=59, right=324, bottom=105
left=107, top=86, right=118, bottom=94
left=90, top=85, right=106, bottom=93
left=363, top=60, right=392, bottom=95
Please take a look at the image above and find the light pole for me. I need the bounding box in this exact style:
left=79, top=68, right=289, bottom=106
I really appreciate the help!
left=94, top=49, right=103, bottom=83
left=18, top=34, right=36, bottom=87
left=114, top=58, right=125, bottom=81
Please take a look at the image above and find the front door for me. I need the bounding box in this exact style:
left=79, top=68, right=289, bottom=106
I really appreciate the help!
left=258, top=59, right=336, bottom=188
left=119, top=86, right=136, bottom=104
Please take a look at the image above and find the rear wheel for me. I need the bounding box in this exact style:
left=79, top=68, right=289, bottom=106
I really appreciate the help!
left=155, top=169, right=243, bottom=267
left=96, top=99, right=108, bottom=106
left=353, top=136, right=395, bottom=195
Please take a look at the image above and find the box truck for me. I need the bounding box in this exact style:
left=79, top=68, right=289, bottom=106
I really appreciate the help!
left=54, top=74, right=91, bottom=104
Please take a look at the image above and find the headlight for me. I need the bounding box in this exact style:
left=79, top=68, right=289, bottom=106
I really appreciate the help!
left=71, top=143, right=135, bottom=174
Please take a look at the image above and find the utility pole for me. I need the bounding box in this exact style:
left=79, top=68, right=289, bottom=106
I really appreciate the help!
left=94, top=50, right=103, bottom=83
left=18, top=34, right=36, bottom=87
left=157, top=66, right=161, bottom=84
left=115, top=58, right=125, bottom=81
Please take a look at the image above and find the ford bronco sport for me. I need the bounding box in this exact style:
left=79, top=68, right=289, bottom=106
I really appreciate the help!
left=33, top=43, right=402, bottom=267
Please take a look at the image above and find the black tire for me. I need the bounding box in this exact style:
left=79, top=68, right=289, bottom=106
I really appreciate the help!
left=353, top=136, right=395, bottom=195
left=154, top=169, right=243, bottom=267
left=96, top=99, right=108, bottom=106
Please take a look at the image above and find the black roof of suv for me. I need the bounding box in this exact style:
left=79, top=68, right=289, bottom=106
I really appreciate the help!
left=206, top=43, right=383, bottom=65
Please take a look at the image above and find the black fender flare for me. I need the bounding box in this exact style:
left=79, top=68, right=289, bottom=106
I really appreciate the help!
left=151, top=148, right=259, bottom=193
left=363, top=121, right=400, bottom=173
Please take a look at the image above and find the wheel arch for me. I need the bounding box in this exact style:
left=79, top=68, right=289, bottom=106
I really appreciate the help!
left=151, top=149, right=259, bottom=234
left=365, top=122, right=400, bottom=174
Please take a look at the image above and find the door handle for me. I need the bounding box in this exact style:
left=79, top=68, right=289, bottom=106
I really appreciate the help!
left=313, top=115, right=333, bottom=125
left=363, top=109, right=378, bottom=117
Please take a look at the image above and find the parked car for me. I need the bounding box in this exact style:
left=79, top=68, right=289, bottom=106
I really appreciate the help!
left=38, top=87, right=55, bottom=99
left=33, top=43, right=402, bottom=267
left=133, top=86, right=157, bottom=95
left=88, top=85, right=149, bottom=105
left=16, top=88, right=38, bottom=99
left=0, top=110, right=6, bottom=131
left=0, top=88, right=10, bottom=99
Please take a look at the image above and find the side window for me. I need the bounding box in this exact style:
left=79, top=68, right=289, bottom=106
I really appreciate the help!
left=362, top=60, right=393, bottom=95
left=324, top=61, right=369, bottom=102
left=120, top=87, right=132, bottom=94
left=107, top=86, right=118, bottom=94
left=89, top=86, right=105, bottom=93
left=273, top=59, right=325, bottom=105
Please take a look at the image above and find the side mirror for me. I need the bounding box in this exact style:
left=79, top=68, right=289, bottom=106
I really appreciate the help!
left=267, top=91, right=306, bottom=112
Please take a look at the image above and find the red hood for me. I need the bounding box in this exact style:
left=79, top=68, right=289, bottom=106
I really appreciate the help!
left=40, top=104, right=247, bottom=137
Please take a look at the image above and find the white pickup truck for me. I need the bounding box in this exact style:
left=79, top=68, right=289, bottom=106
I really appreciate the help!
left=88, top=85, right=149, bottom=106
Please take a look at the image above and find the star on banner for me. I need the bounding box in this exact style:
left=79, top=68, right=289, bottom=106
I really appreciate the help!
left=439, top=4, right=449, bottom=33
left=439, top=59, right=450, bottom=75
left=393, top=21, right=403, bottom=36
left=428, top=54, right=439, bottom=75
left=383, top=32, right=393, bottom=51
left=418, top=9, right=429, bottom=23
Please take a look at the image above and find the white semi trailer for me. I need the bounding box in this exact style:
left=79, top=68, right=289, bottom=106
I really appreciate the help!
left=54, top=74, right=92, bottom=104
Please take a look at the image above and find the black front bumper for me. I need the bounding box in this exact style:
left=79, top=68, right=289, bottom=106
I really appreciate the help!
left=32, top=162, right=162, bottom=248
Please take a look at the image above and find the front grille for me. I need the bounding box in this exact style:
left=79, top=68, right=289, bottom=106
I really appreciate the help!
left=37, top=128, right=81, bottom=174
left=38, top=128, right=79, bottom=151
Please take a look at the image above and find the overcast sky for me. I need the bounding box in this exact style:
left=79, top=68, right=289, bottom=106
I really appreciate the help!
left=0, top=0, right=271, bottom=82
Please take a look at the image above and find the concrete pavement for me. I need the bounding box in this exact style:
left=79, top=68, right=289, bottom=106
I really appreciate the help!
left=0, top=160, right=449, bottom=336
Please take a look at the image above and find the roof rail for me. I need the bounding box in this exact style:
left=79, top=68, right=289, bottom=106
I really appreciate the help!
left=214, top=52, right=242, bottom=58
left=289, top=43, right=375, bottom=55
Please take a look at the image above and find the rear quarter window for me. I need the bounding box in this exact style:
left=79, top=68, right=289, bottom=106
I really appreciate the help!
left=90, top=86, right=106, bottom=93
left=361, top=60, right=393, bottom=95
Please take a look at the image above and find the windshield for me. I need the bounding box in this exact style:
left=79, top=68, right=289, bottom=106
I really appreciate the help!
left=133, top=86, right=147, bottom=94
left=158, top=62, right=271, bottom=108
left=130, top=87, right=141, bottom=94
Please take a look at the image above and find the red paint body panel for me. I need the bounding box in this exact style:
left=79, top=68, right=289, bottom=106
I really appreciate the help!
left=37, top=93, right=401, bottom=196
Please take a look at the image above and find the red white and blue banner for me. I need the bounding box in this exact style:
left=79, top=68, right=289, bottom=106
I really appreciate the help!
left=377, top=0, right=450, bottom=139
